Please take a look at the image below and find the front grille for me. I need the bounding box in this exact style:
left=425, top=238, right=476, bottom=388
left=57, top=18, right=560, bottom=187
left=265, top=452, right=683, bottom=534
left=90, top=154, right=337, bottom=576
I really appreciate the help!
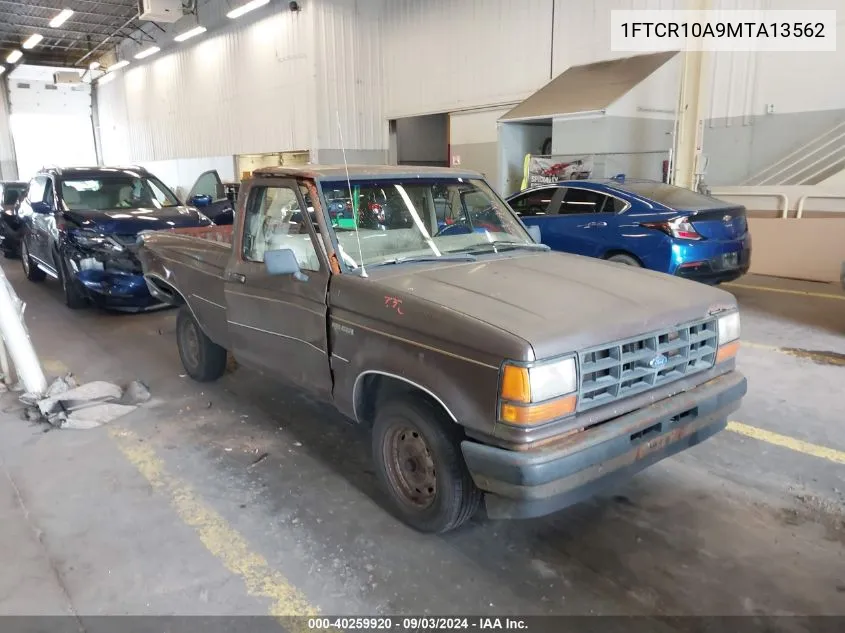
left=577, top=317, right=718, bottom=412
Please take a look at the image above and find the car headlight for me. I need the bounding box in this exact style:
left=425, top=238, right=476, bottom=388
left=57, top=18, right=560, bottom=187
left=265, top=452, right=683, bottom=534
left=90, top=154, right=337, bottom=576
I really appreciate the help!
left=716, top=311, right=741, bottom=363
left=498, top=356, right=577, bottom=426
left=71, top=230, right=125, bottom=252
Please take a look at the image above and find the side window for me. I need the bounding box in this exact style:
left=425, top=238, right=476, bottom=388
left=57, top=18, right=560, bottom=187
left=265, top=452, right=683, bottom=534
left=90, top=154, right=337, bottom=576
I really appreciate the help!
left=509, top=187, right=556, bottom=216
left=609, top=197, right=627, bottom=213
left=242, top=185, right=321, bottom=271
left=192, top=171, right=224, bottom=200
left=42, top=178, right=55, bottom=208
left=558, top=188, right=609, bottom=215
left=28, top=177, right=47, bottom=203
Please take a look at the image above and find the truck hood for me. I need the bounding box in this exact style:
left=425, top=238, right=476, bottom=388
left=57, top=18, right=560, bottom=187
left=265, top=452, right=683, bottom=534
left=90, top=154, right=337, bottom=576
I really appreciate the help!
left=373, top=252, right=737, bottom=360
left=64, top=206, right=212, bottom=235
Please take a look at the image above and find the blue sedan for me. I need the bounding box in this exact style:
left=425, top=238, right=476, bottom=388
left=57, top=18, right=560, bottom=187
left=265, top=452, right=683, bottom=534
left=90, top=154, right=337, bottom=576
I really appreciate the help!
left=505, top=179, right=752, bottom=284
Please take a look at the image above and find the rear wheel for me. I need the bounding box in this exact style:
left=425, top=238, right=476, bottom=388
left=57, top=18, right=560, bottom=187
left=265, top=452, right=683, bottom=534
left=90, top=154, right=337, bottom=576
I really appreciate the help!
left=20, top=238, right=45, bottom=282
left=176, top=305, right=227, bottom=382
left=606, top=253, right=641, bottom=267
left=372, top=395, right=481, bottom=533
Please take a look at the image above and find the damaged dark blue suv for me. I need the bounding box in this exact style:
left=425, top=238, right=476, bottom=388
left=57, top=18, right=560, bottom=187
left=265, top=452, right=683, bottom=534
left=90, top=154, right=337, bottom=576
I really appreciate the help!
left=18, top=166, right=213, bottom=311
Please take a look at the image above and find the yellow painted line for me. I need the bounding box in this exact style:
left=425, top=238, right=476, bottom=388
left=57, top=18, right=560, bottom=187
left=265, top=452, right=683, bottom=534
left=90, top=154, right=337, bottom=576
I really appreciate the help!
left=724, top=282, right=845, bottom=301
left=109, top=428, right=317, bottom=618
left=727, top=421, right=845, bottom=465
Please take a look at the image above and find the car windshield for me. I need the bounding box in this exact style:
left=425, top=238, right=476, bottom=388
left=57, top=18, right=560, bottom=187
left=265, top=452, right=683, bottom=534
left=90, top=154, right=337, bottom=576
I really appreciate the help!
left=3, top=184, right=26, bottom=205
left=318, top=177, right=534, bottom=268
left=613, top=181, right=726, bottom=210
left=61, top=174, right=180, bottom=211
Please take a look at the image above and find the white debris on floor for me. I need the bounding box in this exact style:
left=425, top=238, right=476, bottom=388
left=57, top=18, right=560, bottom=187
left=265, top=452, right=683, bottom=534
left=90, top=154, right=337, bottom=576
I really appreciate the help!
left=20, top=374, right=152, bottom=430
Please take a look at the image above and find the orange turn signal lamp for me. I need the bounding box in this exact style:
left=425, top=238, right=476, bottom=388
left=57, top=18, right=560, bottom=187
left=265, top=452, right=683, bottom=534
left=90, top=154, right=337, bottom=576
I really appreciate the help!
left=716, top=339, right=740, bottom=364
left=499, top=363, right=577, bottom=426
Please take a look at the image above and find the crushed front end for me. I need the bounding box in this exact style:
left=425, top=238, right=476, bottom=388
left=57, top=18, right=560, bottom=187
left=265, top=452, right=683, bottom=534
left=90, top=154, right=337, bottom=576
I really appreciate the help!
left=62, top=231, right=164, bottom=311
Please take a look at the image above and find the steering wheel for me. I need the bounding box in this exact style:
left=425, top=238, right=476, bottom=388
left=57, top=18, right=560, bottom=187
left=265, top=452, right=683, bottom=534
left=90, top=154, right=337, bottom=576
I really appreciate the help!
left=435, top=219, right=473, bottom=237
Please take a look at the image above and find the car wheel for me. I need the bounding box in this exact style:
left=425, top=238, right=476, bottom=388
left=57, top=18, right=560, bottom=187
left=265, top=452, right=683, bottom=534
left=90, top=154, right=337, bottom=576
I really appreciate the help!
left=57, top=252, right=88, bottom=310
left=372, top=395, right=481, bottom=533
left=176, top=305, right=227, bottom=382
left=20, top=239, right=46, bottom=282
left=606, top=253, right=641, bottom=267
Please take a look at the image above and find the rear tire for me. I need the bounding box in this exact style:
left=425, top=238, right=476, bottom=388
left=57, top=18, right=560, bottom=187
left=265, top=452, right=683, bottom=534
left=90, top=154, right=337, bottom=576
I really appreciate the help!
left=606, top=253, right=641, bottom=267
left=176, top=305, right=227, bottom=382
left=372, top=395, right=481, bottom=533
left=20, top=239, right=45, bottom=282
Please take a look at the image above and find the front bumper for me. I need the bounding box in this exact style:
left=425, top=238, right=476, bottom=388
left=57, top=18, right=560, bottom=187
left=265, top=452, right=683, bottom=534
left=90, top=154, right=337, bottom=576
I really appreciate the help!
left=0, top=213, right=22, bottom=254
left=461, top=370, right=746, bottom=520
left=76, top=270, right=165, bottom=312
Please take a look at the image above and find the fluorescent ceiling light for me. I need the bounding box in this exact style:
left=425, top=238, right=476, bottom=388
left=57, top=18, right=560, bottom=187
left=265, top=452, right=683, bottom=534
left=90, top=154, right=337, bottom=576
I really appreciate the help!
left=89, top=61, right=100, bottom=70
left=227, top=0, right=270, bottom=19
left=134, top=46, right=160, bottom=60
left=6, top=50, right=23, bottom=64
left=107, top=60, right=129, bottom=72
left=23, top=34, right=44, bottom=49
left=49, top=8, right=74, bottom=28
left=174, top=25, right=207, bottom=42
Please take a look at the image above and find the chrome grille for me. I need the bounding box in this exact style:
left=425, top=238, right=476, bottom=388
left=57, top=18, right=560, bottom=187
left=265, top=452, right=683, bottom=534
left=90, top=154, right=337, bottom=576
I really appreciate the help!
left=577, top=317, right=718, bottom=411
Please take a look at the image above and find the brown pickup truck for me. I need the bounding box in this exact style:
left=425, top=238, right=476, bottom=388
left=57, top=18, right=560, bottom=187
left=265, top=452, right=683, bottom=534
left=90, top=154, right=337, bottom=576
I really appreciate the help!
left=137, top=165, right=747, bottom=533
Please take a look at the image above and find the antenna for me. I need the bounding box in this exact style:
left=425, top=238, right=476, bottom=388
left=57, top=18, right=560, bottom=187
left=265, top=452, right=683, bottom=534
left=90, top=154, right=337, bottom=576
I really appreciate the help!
left=336, top=111, right=367, bottom=277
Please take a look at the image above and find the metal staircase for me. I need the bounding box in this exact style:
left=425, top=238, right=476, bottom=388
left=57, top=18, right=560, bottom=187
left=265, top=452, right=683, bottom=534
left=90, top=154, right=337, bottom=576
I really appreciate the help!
left=741, top=120, right=845, bottom=186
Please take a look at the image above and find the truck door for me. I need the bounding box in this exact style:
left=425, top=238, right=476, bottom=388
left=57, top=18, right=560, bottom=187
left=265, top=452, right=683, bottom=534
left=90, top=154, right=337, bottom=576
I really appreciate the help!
left=224, top=178, right=332, bottom=398
left=187, top=170, right=235, bottom=225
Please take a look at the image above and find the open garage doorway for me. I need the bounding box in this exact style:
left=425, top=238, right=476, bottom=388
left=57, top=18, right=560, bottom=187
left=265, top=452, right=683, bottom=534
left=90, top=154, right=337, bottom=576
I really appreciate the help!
left=389, top=114, right=449, bottom=167
left=7, top=66, right=96, bottom=181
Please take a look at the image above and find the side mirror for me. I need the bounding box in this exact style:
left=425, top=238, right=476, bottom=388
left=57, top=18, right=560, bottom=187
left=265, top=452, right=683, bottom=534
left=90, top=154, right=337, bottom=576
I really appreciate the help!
left=31, top=200, right=52, bottom=214
left=189, top=194, right=212, bottom=208
left=264, top=248, right=307, bottom=281
left=527, top=225, right=542, bottom=243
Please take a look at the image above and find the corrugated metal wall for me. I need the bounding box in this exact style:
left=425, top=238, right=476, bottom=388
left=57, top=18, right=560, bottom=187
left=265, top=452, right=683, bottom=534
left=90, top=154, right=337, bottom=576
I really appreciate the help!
left=97, top=1, right=313, bottom=164
left=0, top=78, right=17, bottom=179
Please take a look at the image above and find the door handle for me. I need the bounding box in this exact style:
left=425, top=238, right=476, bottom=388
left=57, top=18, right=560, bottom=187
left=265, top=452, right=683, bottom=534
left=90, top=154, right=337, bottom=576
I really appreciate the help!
left=583, top=221, right=607, bottom=228
left=228, top=272, right=246, bottom=284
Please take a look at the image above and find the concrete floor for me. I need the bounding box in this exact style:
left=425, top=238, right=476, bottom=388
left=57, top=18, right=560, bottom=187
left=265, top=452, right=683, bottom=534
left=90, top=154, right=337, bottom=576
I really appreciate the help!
left=0, top=264, right=843, bottom=620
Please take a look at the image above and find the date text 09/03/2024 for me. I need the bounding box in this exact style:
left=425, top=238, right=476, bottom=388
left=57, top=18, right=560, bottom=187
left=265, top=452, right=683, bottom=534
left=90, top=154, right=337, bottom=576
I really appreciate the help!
left=308, top=617, right=528, bottom=630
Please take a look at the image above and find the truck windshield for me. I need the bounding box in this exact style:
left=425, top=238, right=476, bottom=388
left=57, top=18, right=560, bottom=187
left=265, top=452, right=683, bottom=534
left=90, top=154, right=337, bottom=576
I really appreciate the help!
left=318, top=178, right=534, bottom=268
left=61, top=175, right=181, bottom=211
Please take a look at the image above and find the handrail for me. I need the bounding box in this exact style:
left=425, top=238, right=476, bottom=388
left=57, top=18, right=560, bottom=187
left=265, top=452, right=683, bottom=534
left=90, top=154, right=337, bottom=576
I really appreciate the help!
left=710, top=190, right=790, bottom=218
left=759, top=131, right=845, bottom=186
left=742, top=120, right=845, bottom=185
left=795, top=194, right=845, bottom=218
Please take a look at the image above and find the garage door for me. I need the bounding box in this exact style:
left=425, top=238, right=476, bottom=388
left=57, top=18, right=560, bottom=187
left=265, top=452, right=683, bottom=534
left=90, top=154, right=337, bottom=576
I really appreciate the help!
left=7, top=78, right=97, bottom=181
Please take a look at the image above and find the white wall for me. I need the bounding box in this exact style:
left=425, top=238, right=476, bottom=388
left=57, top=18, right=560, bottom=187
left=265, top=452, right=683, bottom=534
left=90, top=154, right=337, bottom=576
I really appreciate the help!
left=137, top=155, right=236, bottom=200
left=94, top=0, right=845, bottom=170
left=0, top=79, right=16, bottom=180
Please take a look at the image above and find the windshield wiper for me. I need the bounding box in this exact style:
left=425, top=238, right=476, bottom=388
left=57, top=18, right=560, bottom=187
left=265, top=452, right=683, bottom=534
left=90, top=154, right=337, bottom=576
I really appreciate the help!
left=375, top=253, right=477, bottom=266
left=453, top=241, right=550, bottom=254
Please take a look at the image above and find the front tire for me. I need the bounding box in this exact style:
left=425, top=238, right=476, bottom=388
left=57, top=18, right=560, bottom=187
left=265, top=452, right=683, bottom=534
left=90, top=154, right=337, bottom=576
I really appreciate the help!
left=176, top=305, right=227, bottom=382
left=372, top=395, right=481, bottom=533
left=20, top=238, right=46, bottom=282
left=57, top=252, right=88, bottom=310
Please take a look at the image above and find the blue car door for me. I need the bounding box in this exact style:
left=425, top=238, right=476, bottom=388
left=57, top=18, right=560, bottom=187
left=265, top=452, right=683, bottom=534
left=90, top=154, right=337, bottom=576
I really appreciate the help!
left=539, top=187, right=621, bottom=258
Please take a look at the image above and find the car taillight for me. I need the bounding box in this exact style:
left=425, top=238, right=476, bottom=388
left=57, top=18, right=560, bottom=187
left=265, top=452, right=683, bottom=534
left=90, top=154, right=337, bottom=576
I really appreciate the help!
left=641, top=216, right=702, bottom=240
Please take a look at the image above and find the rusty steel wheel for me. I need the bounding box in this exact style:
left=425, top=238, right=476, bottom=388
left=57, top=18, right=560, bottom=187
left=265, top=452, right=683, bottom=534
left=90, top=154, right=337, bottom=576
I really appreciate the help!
left=383, top=424, right=437, bottom=509
left=372, top=395, right=481, bottom=533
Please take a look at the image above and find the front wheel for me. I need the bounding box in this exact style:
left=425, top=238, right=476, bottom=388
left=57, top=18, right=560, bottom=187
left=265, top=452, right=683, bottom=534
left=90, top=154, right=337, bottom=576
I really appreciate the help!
left=176, top=306, right=227, bottom=382
left=58, top=252, right=88, bottom=310
left=372, top=395, right=481, bottom=533
left=20, top=238, right=46, bottom=282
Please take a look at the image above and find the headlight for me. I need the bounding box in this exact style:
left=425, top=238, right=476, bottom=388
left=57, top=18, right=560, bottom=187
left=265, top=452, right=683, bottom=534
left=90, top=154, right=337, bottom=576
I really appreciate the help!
left=716, top=311, right=741, bottom=363
left=71, top=230, right=124, bottom=252
left=718, top=311, right=740, bottom=344
left=499, top=357, right=577, bottom=426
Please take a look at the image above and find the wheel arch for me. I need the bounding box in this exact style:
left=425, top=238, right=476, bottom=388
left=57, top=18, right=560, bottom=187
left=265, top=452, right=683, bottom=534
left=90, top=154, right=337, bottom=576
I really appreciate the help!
left=353, top=371, right=458, bottom=428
